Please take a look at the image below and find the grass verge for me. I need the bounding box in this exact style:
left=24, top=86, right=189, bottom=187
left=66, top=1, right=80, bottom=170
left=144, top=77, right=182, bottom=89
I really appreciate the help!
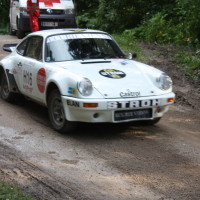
left=175, top=49, right=200, bottom=81
left=113, top=33, right=147, bottom=62
left=0, top=181, right=34, bottom=200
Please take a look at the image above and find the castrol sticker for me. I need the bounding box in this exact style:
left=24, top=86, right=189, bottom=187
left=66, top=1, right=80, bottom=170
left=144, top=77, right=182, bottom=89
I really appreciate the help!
left=37, top=68, right=46, bottom=93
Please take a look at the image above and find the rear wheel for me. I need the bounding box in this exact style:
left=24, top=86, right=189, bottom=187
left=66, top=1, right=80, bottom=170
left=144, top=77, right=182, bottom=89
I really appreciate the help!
left=48, top=89, right=76, bottom=133
left=0, top=73, right=15, bottom=102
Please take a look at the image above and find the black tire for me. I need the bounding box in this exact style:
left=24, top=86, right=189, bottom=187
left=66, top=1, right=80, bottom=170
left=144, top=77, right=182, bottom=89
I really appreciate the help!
left=16, top=19, right=25, bottom=39
left=16, top=28, right=25, bottom=39
left=48, top=89, right=76, bottom=133
left=0, top=73, right=15, bottom=102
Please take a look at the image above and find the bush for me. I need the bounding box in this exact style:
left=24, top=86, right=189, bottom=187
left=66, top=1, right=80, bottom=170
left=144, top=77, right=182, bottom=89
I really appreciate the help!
left=129, top=0, right=200, bottom=46
left=176, top=49, right=200, bottom=81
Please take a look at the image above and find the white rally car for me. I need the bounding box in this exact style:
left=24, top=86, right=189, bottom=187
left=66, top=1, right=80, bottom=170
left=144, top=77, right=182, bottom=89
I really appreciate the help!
left=0, top=29, right=175, bottom=132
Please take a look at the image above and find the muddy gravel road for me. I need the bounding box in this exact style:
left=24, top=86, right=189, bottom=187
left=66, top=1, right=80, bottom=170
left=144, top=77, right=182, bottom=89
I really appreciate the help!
left=0, top=35, right=200, bottom=200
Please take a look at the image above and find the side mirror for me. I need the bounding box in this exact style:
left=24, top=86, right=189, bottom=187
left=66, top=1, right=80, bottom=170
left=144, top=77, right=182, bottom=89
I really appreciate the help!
left=3, top=44, right=17, bottom=52
left=127, top=53, right=137, bottom=60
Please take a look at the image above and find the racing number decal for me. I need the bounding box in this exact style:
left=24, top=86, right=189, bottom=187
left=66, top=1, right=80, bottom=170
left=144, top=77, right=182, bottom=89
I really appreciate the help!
left=23, top=70, right=32, bottom=86
left=37, top=68, right=46, bottom=93
left=23, top=70, right=33, bottom=93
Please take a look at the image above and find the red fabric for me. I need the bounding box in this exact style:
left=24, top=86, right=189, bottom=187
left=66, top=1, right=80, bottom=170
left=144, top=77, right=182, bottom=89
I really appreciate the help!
left=30, top=15, right=40, bottom=32
left=27, top=0, right=40, bottom=32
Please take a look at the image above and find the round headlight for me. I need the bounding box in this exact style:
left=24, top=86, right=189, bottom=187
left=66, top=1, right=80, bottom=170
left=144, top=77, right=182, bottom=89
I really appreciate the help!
left=157, top=73, right=172, bottom=90
left=77, top=78, right=93, bottom=96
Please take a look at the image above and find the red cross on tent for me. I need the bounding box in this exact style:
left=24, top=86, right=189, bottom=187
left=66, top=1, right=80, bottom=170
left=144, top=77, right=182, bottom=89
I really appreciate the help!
left=39, top=0, right=61, bottom=7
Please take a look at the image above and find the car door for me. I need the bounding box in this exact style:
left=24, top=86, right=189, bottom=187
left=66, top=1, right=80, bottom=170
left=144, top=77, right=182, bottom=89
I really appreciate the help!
left=15, top=36, right=45, bottom=102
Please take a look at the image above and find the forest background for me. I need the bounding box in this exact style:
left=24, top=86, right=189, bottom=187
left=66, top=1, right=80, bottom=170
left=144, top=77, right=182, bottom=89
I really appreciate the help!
left=0, top=0, right=199, bottom=80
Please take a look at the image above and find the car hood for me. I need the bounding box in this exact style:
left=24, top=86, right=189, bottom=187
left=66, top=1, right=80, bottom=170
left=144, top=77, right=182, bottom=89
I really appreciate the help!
left=59, top=59, right=163, bottom=98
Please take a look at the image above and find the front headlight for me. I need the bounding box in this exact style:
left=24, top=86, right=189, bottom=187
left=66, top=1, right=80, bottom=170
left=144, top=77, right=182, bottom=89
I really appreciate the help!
left=77, top=78, right=93, bottom=96
left=156, top=73, right=172, bottom=90
left=65, top=9, right=75, bottom=14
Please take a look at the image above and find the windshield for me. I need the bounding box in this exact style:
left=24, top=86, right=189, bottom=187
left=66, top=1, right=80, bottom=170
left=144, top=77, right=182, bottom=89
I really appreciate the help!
left=45, top=33, right=125, bottom=62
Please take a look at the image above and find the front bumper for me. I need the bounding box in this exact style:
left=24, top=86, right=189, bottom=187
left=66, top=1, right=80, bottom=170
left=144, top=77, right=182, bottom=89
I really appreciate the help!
left=61, top=92, right=175, bottom=123
left=19, top=13, right=76, bottom=32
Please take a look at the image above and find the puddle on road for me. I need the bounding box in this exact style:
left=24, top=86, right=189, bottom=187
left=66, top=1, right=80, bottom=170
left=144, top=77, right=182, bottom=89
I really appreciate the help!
left=62, top=159, right=79, bottom=165
left=20, top=130, right=33, bottom=135
left=48, top=151, right=57, bottom=155
left=12, top=136, right=24, bottom=140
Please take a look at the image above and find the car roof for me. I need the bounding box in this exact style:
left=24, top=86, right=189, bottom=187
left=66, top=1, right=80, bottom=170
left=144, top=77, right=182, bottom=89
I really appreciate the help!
left=28, top=28, right=108, bottom=38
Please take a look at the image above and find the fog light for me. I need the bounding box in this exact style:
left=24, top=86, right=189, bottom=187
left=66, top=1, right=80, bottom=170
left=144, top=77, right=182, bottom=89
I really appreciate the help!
left=93, top=113, right=99, bottom=118
left=83, top=103, right=98, bottom=108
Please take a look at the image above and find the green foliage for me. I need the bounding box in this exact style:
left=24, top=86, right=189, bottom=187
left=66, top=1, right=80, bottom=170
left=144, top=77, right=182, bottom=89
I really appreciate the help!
left=113, top=31, right=146, bottom=62
left=96, top=0, right=142, bottom=32
left=0, top=181, right=34, bottom=200
left=0, top=0, right=9, bottom=27
left=175, top=49, right=200, bottom=80
left=77, top=0, right=177, bottom=33
left=0, top=26, right=8, bottom=34
left=76, top=0, right=99, bottom=29
left=130, top=0, right=200, bottom=46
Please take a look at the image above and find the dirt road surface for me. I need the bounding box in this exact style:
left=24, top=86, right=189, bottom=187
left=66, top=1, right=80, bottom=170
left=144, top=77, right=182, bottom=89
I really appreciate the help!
left=0, top=35, right=200, bottom=200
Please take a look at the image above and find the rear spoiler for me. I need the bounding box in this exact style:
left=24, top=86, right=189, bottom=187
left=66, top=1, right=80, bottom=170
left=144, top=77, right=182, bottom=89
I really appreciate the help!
left=3, top=43, right=18, bottom=52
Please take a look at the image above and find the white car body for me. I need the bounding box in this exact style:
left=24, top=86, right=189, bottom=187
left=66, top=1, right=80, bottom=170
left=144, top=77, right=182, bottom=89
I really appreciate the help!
left=0, top=29, right=175, bottom=132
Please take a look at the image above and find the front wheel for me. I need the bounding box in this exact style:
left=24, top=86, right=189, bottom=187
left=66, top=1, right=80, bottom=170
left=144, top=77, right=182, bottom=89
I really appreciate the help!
left=48, top=89, right=76, bottom=133
left=0, top=73, right=15, bottom=102
left=16, top=19, right=25, bottom=39
left=16, top=28, right=25, bottom=39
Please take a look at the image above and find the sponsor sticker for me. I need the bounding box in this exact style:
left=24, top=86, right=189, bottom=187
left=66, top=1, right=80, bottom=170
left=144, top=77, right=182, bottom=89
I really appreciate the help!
left=120, top=60, right=129, bottom=65
left=99, top=69, right=126, bottom=79
left=107, top=99, right=160, bottom=109
left=120, top=90, right=141, bottom=98
left=12, top=68, right=17, bottom=74
left=68, top=87, right=76, bottom=95
left=37, top=68, right=46, bottom=93
left=67, top=100, right=80, bottom=107
left=47, top=34, right=112, bottom=43
left=23, top=85, right=33, bottom=93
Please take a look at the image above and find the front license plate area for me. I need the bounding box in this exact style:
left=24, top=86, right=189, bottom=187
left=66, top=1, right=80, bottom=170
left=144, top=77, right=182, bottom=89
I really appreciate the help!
left=41, top=22, right=58, bottom=27
left=114, top=109, right=152, bottom=121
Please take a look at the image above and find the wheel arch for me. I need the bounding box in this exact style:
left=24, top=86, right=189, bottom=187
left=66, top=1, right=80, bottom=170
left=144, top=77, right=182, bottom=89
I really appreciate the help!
left=46, top=82, right=60, bottom=105
left=0, top=65, right=4, bottom=79
left=0, top=66, right=8, bottom=84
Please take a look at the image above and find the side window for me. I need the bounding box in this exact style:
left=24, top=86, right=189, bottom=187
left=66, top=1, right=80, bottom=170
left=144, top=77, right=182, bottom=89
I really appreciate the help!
left=25, top=36, right=43, bottom=61
left=16, top=39, right=28, bottom=55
